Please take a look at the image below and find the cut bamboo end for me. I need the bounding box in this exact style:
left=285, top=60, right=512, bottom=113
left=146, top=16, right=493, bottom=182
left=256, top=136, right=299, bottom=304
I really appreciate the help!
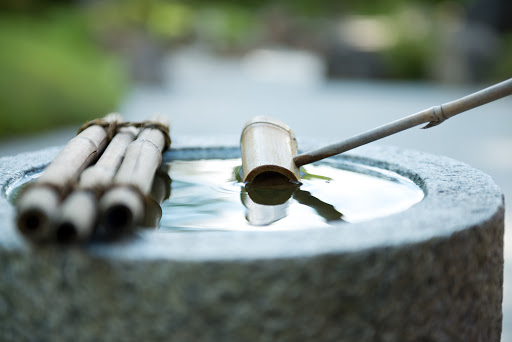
left=14, top=114, right=173, bottom=243
left=16, top=186, right=60, bottom=241
left=53, top=124, right=138, bottom=243
left=55, top=191, right=97, bottom=244
left=16, top=115, right=114, bottom=243
left=244, top=165, right=300, bottom=185
left=241, top=116, right=301, bottom=184
left=99, top=187, right=145, bottom=235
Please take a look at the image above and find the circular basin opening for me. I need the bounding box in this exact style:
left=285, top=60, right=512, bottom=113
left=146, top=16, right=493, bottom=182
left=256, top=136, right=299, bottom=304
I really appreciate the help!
left=6, top=147, right=424, bottom=233
left=159, top=158, right=424, bottom=232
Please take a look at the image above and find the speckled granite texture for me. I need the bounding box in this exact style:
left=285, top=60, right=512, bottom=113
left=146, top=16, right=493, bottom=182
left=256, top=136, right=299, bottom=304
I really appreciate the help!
left=0, top=145, right=504, bottom=342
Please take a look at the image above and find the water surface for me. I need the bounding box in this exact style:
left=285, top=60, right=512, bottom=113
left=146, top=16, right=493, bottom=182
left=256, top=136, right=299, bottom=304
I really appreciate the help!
left=160, top=159, right=424, bottom=231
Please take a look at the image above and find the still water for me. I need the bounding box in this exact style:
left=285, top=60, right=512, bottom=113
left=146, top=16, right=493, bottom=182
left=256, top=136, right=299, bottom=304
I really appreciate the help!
left=160, top=159, right=424, bottom=232
left=6, top=157, right=424, bottom=232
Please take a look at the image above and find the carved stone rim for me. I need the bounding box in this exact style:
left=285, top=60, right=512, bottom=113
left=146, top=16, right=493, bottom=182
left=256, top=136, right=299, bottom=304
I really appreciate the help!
left=0, top=144, right=504, bottom=261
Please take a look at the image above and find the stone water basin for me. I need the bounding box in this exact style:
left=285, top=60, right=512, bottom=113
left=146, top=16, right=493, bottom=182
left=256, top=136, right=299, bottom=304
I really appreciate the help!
left=0, top=144, right=504, bottom=342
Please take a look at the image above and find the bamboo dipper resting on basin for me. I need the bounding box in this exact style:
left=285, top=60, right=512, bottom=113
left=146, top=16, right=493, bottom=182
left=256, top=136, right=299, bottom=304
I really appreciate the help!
left=99, top=115, right=170, bottom=236
left=241, top=77, right=512, bottom=184
left=16, top=114, right=120, bottom=241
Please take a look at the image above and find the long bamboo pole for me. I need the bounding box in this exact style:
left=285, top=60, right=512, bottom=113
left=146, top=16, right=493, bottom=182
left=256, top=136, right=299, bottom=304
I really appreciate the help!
left=16, top=114, right=119, bottom=241
left=293, top=77, right=512, bottom=167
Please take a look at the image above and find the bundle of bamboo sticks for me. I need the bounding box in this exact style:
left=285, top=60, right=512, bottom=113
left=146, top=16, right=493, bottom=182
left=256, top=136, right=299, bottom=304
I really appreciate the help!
left=16, top=114, right=171, bottom=243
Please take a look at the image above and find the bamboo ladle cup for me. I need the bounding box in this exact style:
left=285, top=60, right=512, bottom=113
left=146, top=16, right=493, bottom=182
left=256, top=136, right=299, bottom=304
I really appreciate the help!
left=241, top=77, right=512, bottom=184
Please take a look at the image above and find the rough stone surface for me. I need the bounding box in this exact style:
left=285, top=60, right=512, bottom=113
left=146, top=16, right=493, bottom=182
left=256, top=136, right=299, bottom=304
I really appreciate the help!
left=0, top=144, right=504, bottom=342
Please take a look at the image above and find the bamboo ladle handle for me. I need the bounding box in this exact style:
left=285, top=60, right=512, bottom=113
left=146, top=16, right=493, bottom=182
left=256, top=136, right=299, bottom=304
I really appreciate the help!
left=293, top=77, right=512, bottom=167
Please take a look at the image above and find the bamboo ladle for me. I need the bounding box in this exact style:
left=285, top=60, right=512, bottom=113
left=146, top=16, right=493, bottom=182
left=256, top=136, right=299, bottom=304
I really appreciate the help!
left=241, top=77, right=512, bottom=184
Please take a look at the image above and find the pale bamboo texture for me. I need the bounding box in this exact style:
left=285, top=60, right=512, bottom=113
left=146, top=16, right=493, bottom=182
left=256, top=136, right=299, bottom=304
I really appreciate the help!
left=16, top=114, right=119, bottom=240
left=56, top=126, right=138, bottom=243
left=294, top=77, right=512, bottom=167
left=100, top=116, right=170, bottom=234
left=241, top=116, right=301, bottom=183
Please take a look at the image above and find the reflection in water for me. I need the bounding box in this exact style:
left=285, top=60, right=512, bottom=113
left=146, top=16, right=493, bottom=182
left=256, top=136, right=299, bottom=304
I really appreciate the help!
left=156, top=159, right=424, bottom=231
left=142, top=169, right=172, bottom=228
left=241, top=189, right=288, bottom=226
left=241, top=177, right=294, bottom=226
left=241, top=182, right=345, bottom=226
left=293, top=189, right=344, bottom=222
left=8, top=159, right=423, bottom=232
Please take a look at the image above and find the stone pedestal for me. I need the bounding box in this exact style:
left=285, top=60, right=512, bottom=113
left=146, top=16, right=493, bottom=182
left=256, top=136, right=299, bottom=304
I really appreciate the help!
left=0, top=145, right=504, bottom=342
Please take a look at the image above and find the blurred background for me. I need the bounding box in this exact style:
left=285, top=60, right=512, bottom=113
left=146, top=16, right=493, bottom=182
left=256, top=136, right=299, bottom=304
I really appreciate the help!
left=0, top=0, right=511, bottom=339
left=0, top=0, right=510, bottom=138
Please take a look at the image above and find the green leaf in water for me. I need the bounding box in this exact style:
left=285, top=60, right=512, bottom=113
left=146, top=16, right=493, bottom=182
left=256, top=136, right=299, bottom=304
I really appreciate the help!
left=300, top=168, right=333, bottom=182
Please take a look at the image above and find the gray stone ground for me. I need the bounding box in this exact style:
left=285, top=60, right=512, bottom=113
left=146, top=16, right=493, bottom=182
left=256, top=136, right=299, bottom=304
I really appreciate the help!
left=1, top=47, right=511, bottom=339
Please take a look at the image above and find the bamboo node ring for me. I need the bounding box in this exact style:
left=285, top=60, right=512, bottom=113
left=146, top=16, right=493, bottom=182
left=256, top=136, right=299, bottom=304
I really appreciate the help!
left=423, top=105, right=447, bottom=129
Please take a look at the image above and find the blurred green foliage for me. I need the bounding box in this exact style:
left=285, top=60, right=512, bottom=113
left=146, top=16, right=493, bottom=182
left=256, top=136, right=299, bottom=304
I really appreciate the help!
left=0, top=7, right=126, bottom=138
left=86, top=0, right=259, bottom=51
left=491, top=33, right=512, bottom=81
left=85, top=0, right=504, bottom=82
left=0, top=0, right=509, bottom=139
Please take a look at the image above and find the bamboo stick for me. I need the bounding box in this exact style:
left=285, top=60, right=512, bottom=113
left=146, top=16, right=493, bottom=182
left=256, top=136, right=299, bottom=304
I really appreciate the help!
left=54, top=191, right=96, bottom=243
left=240, top=116, right=301, bottom=183
left=293, top=77, right=512, bottom=166
left=99, top=116, right=170, bottom=236
left=55, top=125, right=138, bottom=243
left=240, top=78, right=512, bottom=184
left=16, top=114, right=119, bottom=241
